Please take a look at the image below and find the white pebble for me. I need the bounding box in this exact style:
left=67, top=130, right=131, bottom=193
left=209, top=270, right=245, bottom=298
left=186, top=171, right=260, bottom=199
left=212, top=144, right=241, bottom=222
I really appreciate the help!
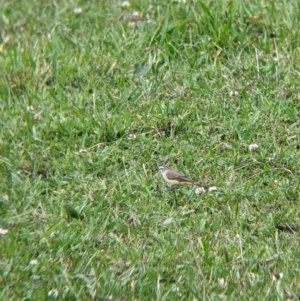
left=48, top=289, right=59, bottom=298
left=229, top=90, right=239, bottom=97
left=0, top=228, right=8, bottom=235
left=73, top=7, right=83, bottom=14
left=248, top=143, right=259, bottom=151
left=195, top=187, right=206, bottom=195
left=29, top=259, right=38, bottom=266
left=208, top=186, right=217, bottom=192
left=122, top=1, right=130, bottom=8
left=218, top=278, right=225, bottom=287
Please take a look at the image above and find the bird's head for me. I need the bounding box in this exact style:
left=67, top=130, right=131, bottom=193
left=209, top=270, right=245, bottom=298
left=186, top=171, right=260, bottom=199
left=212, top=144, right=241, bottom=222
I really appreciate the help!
left=158, top=166, right=167, bottom=172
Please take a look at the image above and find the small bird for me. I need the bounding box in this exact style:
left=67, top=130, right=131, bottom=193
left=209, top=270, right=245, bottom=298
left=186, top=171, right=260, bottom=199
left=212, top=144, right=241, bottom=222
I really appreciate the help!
left=119, top=13, right=147, bottom=23
left=158, top=166, right=195, bottom=202
left=158, top=166, right=195, bottom=186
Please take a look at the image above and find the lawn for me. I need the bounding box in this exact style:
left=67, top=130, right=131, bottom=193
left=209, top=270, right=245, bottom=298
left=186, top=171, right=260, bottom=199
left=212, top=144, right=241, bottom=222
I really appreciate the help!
left=1, top=0, right=300, bottom=300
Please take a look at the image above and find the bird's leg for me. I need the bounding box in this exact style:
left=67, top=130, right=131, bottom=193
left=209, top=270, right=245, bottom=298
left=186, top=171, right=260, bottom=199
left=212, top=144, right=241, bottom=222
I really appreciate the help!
left=170, top=185, right=177, bottom=205
left=173, top=188, right=177, bottom=204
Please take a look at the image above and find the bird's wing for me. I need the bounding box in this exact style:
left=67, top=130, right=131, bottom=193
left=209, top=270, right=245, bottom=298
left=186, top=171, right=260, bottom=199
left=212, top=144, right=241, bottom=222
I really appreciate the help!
left=166, top=170, right=193, bottom=183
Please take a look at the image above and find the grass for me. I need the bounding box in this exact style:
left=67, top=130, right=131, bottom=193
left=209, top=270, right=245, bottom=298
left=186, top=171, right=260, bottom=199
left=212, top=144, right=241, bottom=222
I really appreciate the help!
left=1, top=0, right=300, bottom=300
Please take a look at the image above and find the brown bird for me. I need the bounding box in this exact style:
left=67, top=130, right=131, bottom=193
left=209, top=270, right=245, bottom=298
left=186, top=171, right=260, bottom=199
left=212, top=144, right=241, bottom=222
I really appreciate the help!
left=158, top=166, right=195, bottom=186
left=158, top=166, right=195, bottom=202
left=119, top=13, right=147, bottom=23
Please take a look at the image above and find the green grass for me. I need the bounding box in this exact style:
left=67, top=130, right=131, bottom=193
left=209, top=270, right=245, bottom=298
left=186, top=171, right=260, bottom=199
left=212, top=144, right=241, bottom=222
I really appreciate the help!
left=1, top=0, right=300, bottom=300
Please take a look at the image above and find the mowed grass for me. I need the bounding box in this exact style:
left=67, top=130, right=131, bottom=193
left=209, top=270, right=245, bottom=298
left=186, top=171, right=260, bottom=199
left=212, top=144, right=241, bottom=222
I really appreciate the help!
left=1, top=0, right=300, bottom=300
